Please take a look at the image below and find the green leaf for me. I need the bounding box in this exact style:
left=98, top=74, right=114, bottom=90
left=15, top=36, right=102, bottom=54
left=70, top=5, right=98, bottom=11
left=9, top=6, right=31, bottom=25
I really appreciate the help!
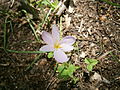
left=52, top=0, right=59, bottom=8
left=56, top=63, right=80, bottom=81
left=85, top=58, right=98, bottom=71
left=72, top=77, right=79, bottom=84
left=61, top=70, right=69, bottom=76
left=67, top=64, right=79, bottom=76
left=59, top=69, right=70, bottom=80
left=57, top=64, right=65, bottom=73
left=68, top=64, right=76, bottom=72
left=41, top=0, right=50, bottom=5
left=85, top=58, right=98, bottom=65
left=91, top=60, right=98, bottom=66
left=84, top=58, right=91, bottom=64
left=65, top=64, right=79, bottom=75
left=47, top=52, right=54, bottom=58
left=87, top=64, right=93, bottom=71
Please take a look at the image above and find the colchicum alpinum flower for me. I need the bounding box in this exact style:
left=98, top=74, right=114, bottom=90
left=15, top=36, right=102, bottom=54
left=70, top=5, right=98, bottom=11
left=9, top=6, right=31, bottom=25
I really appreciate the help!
left=40, top=24, right=75, bottom=63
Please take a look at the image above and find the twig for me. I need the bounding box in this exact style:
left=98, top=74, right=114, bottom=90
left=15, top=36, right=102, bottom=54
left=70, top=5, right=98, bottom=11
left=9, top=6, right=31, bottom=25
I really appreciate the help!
left=97, top=50, right=114, bottom=60
left=78, top=18, right=84, bottom=32
left=10, top=0, right=15, bottom=7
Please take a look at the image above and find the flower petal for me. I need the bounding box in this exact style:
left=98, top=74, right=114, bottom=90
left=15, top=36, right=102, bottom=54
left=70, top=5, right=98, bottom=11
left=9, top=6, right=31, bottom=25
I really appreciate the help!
left=52, top=24, right=60, bottom=42
left=54, top=49, right=69, bottom=63
left=60, top=36, right=75, bottom=45
left=61, top=44, right=74, bottom=52
left=40, top=45, right=54, bottom=51
left=42, top=31, right=54, bottom=45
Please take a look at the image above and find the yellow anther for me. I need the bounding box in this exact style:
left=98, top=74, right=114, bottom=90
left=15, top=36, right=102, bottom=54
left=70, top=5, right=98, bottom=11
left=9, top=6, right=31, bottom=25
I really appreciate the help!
left=54, top=42, right=61, bottom=49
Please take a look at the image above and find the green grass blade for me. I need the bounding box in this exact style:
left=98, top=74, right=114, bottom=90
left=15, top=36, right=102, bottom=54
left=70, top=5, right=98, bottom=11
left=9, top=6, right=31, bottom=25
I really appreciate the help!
left=37, top=8, right=52, bottom=31
left=3, top=17, right=7, bottom=50
left=46, top=0, right=56, bottom=8
left=6, top=49, right=47, bottom=54
left=101, top=0, right=120, bottom=8
left=9, top=21, right=14, bottom=33
left=28, top=19, right=40, bottom=41
left=43, top=8, right=52, bottom=25
left=22, top=10, right=40, bottom=41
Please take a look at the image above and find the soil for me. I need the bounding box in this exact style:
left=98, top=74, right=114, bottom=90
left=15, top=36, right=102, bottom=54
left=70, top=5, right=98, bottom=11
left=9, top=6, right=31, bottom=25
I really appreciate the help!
left=0, top=0, right=120, bottom=90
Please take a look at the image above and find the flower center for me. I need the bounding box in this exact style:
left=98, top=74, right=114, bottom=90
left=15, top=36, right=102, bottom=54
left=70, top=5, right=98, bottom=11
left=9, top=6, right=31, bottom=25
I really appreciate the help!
left=54, top=42, right=61, bottom=49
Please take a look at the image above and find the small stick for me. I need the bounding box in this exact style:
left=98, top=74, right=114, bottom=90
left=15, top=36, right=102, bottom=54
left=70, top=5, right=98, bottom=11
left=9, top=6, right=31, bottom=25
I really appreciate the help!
left=97, top=50, right=114, bottom=60
left=78, top=18, right=84, bottom=32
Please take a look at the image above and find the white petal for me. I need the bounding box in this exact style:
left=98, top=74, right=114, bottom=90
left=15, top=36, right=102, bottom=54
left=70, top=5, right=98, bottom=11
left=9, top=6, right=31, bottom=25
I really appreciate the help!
left=52, top=24, right=60, bottom=42
left=61, top=44, right=74, bottom=52
left=54, top=49, right=69, bottom=63
left=42, top=31, right=54, bottom=45
left=40, top=45, right=54, bottom=51
left=60, top=36, right=75, bottom=45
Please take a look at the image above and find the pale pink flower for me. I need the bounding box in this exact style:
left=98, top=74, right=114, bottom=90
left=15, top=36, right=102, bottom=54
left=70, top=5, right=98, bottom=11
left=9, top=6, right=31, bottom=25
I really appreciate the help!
left=40, top=24, right=75, bottom=63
